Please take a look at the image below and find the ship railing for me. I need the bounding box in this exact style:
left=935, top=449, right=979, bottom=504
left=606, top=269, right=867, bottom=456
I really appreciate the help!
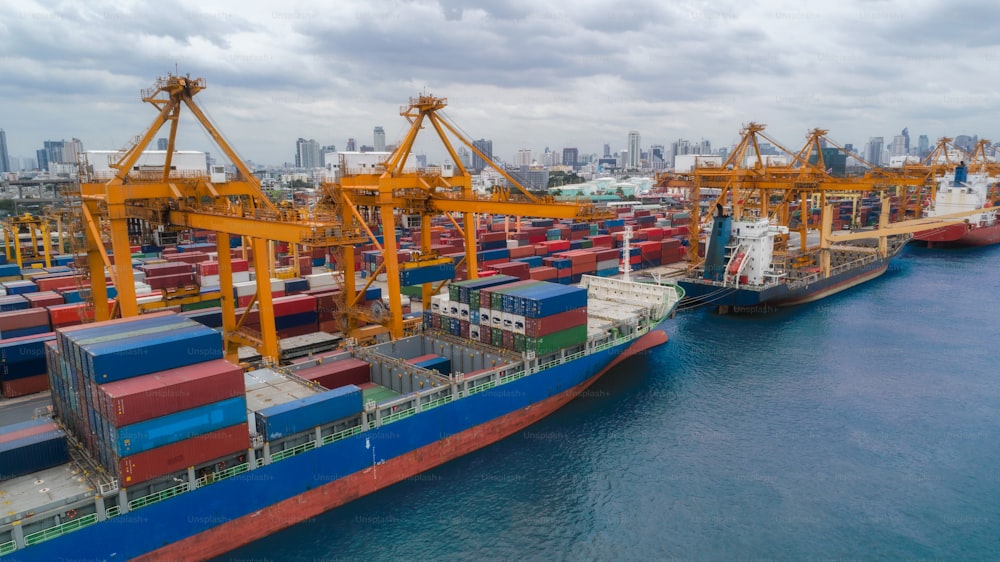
left=128, top=481, right=189, bottom=511
left=271, top=440, right=316, bottom=463
left=22, top=513, right=98, bottom=547
left=321, top=425, right=365, bottom=446
left=106, top=505, right=121, bottom=519
left=0, top=539, right=15, bottom=556
left=195, top=462, right=251, bottom=487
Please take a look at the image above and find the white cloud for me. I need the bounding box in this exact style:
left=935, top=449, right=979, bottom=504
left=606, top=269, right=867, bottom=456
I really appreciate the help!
left=1, top=0, right=999, bottom=166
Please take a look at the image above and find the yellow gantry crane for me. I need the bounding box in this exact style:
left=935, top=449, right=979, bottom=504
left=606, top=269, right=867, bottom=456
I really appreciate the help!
left=2, top=214, right=54, bottom=269
left=688, top=123, right=931, bottom=264
left=77, top=74, right=368, bottom=362
left=324, top=94, right=612, bottom=339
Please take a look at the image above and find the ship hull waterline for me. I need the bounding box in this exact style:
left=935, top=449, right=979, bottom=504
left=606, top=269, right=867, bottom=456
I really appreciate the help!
left=913, top=222, right=1000, bottom=247
left=677, top=256, right=895, bottom=312
left=20, top=321, right=670, bottom=562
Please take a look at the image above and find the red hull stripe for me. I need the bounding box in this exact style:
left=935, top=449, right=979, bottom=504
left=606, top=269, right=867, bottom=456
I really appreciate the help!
left=135, top=329, right=668, bottom=562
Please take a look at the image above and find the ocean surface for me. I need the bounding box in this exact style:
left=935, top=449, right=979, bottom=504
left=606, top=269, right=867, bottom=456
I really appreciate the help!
left=222, top=243, right=1000, bottom=561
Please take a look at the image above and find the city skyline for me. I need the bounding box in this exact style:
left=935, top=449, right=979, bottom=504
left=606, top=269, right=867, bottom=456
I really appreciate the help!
left=1, top=0, right=998, bottom=168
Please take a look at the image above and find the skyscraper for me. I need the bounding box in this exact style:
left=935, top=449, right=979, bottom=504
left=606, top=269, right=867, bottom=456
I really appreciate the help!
left=0, top=129, right=10, bottom=173
left=917, top=135, right=930, bottom=157
left=901, top=127, right=910, bottom=153
left=891, top=135, right=908, bottom=157
left=514, top=149, right=532, bottom=167
left=373, top=126, right=386, bottom=152
left=295, top=138, right=321, bottom=168
left=346, top=138, right=357, bottom=152
left=866, top=137, right=884, bottom=166
left=157, top=138, right=169, bottom=150
left=627, top=131, right=641, bottom=169
left=603, top=143, right=611, bottom=157
left=472, top=139, right=493, bottom=172
left=562, top=147, right=578, bottom=168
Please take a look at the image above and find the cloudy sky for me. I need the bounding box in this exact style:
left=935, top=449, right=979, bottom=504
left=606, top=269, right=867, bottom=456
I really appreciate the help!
left=2, top=0, right=998, bottom=168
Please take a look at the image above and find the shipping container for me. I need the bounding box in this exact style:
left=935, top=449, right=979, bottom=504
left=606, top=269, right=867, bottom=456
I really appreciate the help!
left=525, top=324, right=588, bottom=355
left=110, top=395, right=247, bottom=457
left=0, top=429, right=68, bottom=481
left=1, top=373, right=49, bottom=397
left=296, top=358, right=371, bottom=390
left=408, top=354, right=451, bottom=375
left=523, top=307, right=588, bottom=337
left=255, top=385, right=363, bottom=441
left=0, top=418, right=58, bottom=444
left=80, top=324, right=223, bottom=384
left=117, top=423, right=250, bottom=486
left=98, top=359, right=244, bottom=427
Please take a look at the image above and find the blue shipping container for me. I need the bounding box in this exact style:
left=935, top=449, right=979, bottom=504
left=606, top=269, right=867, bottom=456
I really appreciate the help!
left=83, top=325, right=223, bottom=383
left=111, top=396, right=247, bottom=457
left=256, top=385, right=363, bottom=441
left=0, top=429, right=68, bottom=481
left=400, top=262, right=456, bottom=286
left=182, top=307, right=224, bottom=329
left=364, top=287, right=382, bottom=302
left=414, top=355, right=451, bottom=376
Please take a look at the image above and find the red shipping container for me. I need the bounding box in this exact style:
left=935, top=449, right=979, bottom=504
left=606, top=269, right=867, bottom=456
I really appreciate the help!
left=273, top=294, right=317, bottom=317
left=1, top=374, right=49, bottom=398
left=318, top=319, right=340, bottom=333
left=0, top=308, right=50, bottom=332
left=529, top=266, right=557, bottom=281
left=24, top=291, right=64, bottom=308
left=524, top=307, right=588, bottom=337
left=117, top=423, right=250, bottom=487
left=406, top=354, right=438, bottom=365
left=297, top=358, right=371, bottom=390
left=507, top=245, right=535, bottom=259
left=196, top=261, right=220, bottom=276
left=640, top=228, right=664, bottom=241
left=587, top=234, right=614, bottom=248
left=35, top=275, right=82, bottom=292
left=97, top=359, right=245, bottom=427
left=141, top=262, right=194, bottom=276
left=145, top=272, right=197, bottom=290
left=0, top=420, right=58, bottom=444
left=570, top=263, right=596, bottom=275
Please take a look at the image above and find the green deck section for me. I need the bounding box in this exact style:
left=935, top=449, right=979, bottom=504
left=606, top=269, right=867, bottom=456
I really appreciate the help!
left=362, top=385, right=400, bottom=404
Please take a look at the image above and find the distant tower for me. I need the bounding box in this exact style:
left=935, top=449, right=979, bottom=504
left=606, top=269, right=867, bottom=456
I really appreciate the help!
left=373, top=126, right=386, bottom=152
left=627, top=131, right=641, bottom=169
left=346, top=138, right=357, bottom=152
left=562, top=147, right=578, bottom=168
left=472, top=138, right=493, bottom=172
left=603, top=143, right=611, bottom=157
left=156, top=138, right=169, bottom=150
left=0, top=129, right=9, bottom=173
left=917, top=135, right=930, bottom=157
left=867, top=137, right=884, bottom=166
left=901, top=127, right=910, bottom=153
left=295, top=138, right=320, bottom=168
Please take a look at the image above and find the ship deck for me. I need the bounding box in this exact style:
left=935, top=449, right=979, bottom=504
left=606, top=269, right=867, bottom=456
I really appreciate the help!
left=360, top=384, right=399, bottom=404
left=0, top=463, right=93, bottom=523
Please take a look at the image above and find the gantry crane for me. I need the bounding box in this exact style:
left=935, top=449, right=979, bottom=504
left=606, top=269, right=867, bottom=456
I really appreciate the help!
left=688, top=123, right=930, bottom=264
left=76, top=74, right=369, bottom=362
left=2, top=213, right=54, bottom=269
left=322, top=94, right=613, bottom=339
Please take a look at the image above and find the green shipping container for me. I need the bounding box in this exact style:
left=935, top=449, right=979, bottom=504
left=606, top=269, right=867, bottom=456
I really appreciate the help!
left=491, top=327, right=503, bottom=347
left=525, top=324, right=587, bottom=355
left=513, top=333, right=526, bottom=353
left=181, top=299, right=222, bottom=311
left=580, top=239, right=593, bottom=249
left=590, top=224, right=598, bottom=236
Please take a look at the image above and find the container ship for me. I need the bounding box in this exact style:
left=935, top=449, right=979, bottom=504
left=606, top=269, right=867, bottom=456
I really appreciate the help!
left=0, top=273, right=682, bottom=561
left=677, top=205, right=908, bottom=312
left=912, top=163, right=1000, bottom=247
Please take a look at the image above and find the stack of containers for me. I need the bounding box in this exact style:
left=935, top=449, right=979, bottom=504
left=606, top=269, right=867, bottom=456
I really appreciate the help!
left=661, top=238, right=685, bottom=265
left=24, top=291, right=64, bottom=308
left=0, top=333, right=55, bottom=397
left=477, top=280, right=588, bottom=354
left=622, top=246, right=643, bottom=271
left=635, top=241, right=662, bottom=268
left=272, top=294, right=318, bottom=338
left=194, top=258, right=251, bottom=289
left=44, top=312, right=249, bottom=487
left=0, top=263, right=21, bottom=281
left=554, top=250, right=597, bottom=283
left=593, top=248, right=621, bottom=277
left=2, top=280, right=37, bottom=295
left=255, top=385, right=362, bottom=442
left=142, top=262, right=196, bottom=290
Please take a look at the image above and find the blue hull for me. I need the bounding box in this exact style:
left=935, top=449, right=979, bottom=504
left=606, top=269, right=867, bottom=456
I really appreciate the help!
left=20, top=319, right=670, bottom=561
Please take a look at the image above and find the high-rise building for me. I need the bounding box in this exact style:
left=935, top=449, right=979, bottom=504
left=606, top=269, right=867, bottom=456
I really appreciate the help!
left=866, top=137, right=884, bottom=166
left=954, top=135, right=976, bottom=152
left=627, top=131, right=641, bottom=169
left=514, top=149, right=532, bottom=167
left=346, top=138, right=357, bottom=152
left=295, top=138, right=321, bottom=168
left=917, top=135, right=930, bottom=157
left=562, top=147, right=578, bottom=168
left=472, top=139, right=493, bottom=172
left=0, top=129, right=9, bottom=173
left=891, top=135, right=908, bottom=157
left=603, top=143, right=611, bottom=157
left=156, top=138, right=169, bottom=150
left=373, top=126, right=386, bottom=152
left=901, top=127, right=910, bottom=153
left=458, top=146, right=471, bottom=169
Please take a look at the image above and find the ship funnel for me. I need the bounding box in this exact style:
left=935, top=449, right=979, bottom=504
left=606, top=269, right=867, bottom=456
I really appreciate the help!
left=954, top=161, right=968, bottom=186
